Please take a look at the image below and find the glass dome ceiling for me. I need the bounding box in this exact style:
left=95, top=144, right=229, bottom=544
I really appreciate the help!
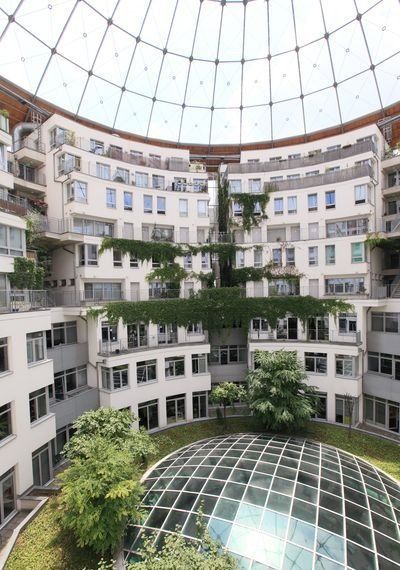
left=124, top=434, right=400, bottom=569
left=0, top=0, right=399, bottom=145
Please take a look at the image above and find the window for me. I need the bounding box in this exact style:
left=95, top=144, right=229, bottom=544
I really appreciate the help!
left=305, top=352, right=327, bottom=374
left=308, top=246, right=318, bottom=266
left=138, top=400, right=159, bottom=431
left=0, top=468, right=16, bottom=525
left=157, top=196, right=166, bottom=214
left=287, top=196, right=297, bottom=214
left=209, top=345, right=247, bottom=365
left=307, top=317, right=329, bottom=341
left=326, top=218, right=368, bottom=238
left=335, top=395, right=358, bottom=425
left=166, top=394, right=185, bottom=424
left=325, top=245, right=335, bottom=265
left=351, top=242, right=365, bottom=263
left=0, top=403, right=12, bottom=441
left=113, top=249, right=123, bottom=267
left=152, top=174, right=165, bottom=189
left=52, top=425, right=74, bottom=466
left=308, top=222, right=319, bottom=240
left=0, top=224, right=24, bottom=256
left=193, top=178, right=206, bottom=192
left=286, top=248, right=295, bottom=266
left=180, top=227, right=189, bottom=243
left=229, top=180, right=241, bottom=193
left=325, top=190, right=335, bottom=209
left=201, top=252, right=210, bottom=269
left=288, top=153, right=301, bottom=160
left=79, top=244, right=98, bottom=266
left=84, top=282, right=122, bottom=301
left=135, top=172, right=148, bottom=188
left=192, top=353, right=207, bottom=374
left=336, top=355, right=356, bottom=377
left=179, top=199, right=188, bottom=217
left=254, top=248, right=263, bottom=267
left=50, top=126, right=72, bottom=148
left=308, top=194, right=318, bottom=212
left=72, top=218, right=114, bottom=237
left=90, top=139, right=104, bottom=154
left=130, top=150, right=143, bottom=162
left=102, top=365, right=128, bottom=390
left=50, top=366, right=87, bottom=401
left=314, top=393, right=327, bottom=420
left=183, top=253, right=192, bottom=269
left=272, top=248, right=282, bottom=266
left=130, top=255, right=138, bottom=268
left=144, top=195, right=153, bottom=213
left=193, top=392, right=207, bottom=419
left=274, top=198, right=283, bottom=215
left=355, top=184, right=367, bottom=204
left=29, top=388, right=48, bottom=423
left=306, top=170, right=319, bottom=177
left=249, top=179, right=261, bottom=193
left=58, top=153, right=81, bottom=174
left=106, top=188, right=116, bottom=208
left=339, top=313, right=357, bottom=334
left=233, top=201, right=243, bottom=216
left=101, top=322, right=118, bottom=344
left=32, top=443, right=51, bottom=486
left=137, top=360, right=157, bottom=384
left=46, top=322, right=77, bottom=349
left=325, top=278, right=365, bottom=295
left=371, top=312, right=400, bottom=334
left=368, top=352, right=400, bottom=380
left=197, top=200, right=208, bottom=217
left=0, top=337, right=8, bottom=373
left=149, top=154, right=161, bottom=166
left=66, top=181, right=87, bottom=203
left=96, top=162, right=111, bottom=180
left=114, top=167, right=129, bottom=184
left=26, top=332, right=45, bottom=364
left=124, top=191, right=133, bottom=211
left=251, top=318, right=268, bottom=333
left=165, top=356, right=185, bottom=378
left=236, top=250, right=245, bottom=268
left=276, top=317, right=298, bottom=340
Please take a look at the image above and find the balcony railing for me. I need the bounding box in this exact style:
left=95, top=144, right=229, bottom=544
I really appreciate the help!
left=249, top=330, right=361, bottom=345
left=0, top=290, right=51, bottom=313
left=226, top=140, right=377, bottom=174
left=0, top=189, right=28, bottom=216
left=14, top=137, right=46, bottom=154
left=379, top=217, right=400, bottom=234
left=14, top=164, right=46, bottom=186
left=271, top=164, right=374, bottom=192
left=48, top=290, right=124, bottom=307
left=99, top=331, right=207, bottom=356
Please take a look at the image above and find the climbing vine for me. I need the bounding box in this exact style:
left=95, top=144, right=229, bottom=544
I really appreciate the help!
left=365, top=232, right=400, bottom=251
left=217, top=175, right=230, bottom=235
left=99, top=238, right=184, bottom=263
left=230, top=183, right=273, bottom=232
left=146, top=263, right=188, bottom=283
left=8, top=257, right=45, bottom=289
left=89, top=288, right=351, bottom=331
left=231, top=264, right=303, bottom=285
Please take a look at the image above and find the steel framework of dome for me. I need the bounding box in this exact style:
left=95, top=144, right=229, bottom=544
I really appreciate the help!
left=124, top=434, right=400, bottom=569
left=0, top=0, right=399, bottom=145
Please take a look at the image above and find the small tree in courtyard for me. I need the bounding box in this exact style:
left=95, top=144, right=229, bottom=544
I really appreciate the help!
left=247, top=350, right=318, bottom=432
left=210, top=382, right=246, bottom=420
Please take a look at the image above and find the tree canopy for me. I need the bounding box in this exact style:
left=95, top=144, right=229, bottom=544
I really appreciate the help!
left=210, top=382, right=246, bottom=419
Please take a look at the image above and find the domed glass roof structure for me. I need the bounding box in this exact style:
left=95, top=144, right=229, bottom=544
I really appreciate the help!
left=0, top=0, right=399, bottom=144
left=124, top=434, right=400, bottom=569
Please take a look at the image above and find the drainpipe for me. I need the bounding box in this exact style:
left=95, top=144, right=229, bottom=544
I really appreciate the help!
left=12, top=122, right=38, bottom=152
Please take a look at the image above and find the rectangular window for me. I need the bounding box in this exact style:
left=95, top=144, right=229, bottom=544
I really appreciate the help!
left=287, top=173, right=300, bottom=180
left=90, top=139, right=104, bottom=154
left=166, top=394, right=185, bottom=424
left=272, top=248, right=282, bottom=266
left=152, top=175, right=165, bottom=190
left=325, top=278, right=365, bottom=295
left=351, top=242, right=365, bottom=263
left=308, top=246, right=318, bottom=266
left=79, top=244, right=98, bottom=266
left=335, top=395, right=358, bottom=425
left=157, top=196, right=166, bottom=214
left=96, top=163, right=111, bottom=180
left=367, top=352, right=400, bottom=380
left=0, top=224, right=24, bottom=256
left=101, top=365, right=128, bottom=390
left=336, top=355, right=355, bottom=377
left=249, top=179, right=261, bottom=193
left=84, top=282, right=122, bottom=301
left=371, top=312, right=399, bottom=334
left=209, top=345, right=247, bottom=365
left=192, top=353, right=207, bottom=374
left=179, top=199, right=188, bottom=217
left=144, top=195, right=153, bottom=213
left=229, top=180, right=241, bottom=193
left=326, top=218, right=368, bottom=238
left=254, top=248, right=263, bottom=267
left=325, top=190, right=335, bottom=209
left=135, top=172, right=148, bottom=188
left=315, top=393, right=327, bottom=420
left=137, top=360, right=157, bottom=384
left=236, top=250, right=245, bottom=268
left=355, top=184, right=367, bottom=204
left=26, top=332, right=45, bottom=364
left=197, top=200, right=208, bottom=217
left=66, top=181, right=87, bottom=203
left=286, top=248, right=295, bottom=266
left=114, top=167, right=129, bottom=184
left=0, top=337, right=9, bottom=373
left=287, top=196, right=297, bottom=214
left=106, top=188, right=116, bottom=208
left=201, top=252, right=210, bottom=269
left=124, top=191, right=133, bottom=211
left=193, top=392, right=207, bottom=419
left=0, top=468, right=15, bottom=525
left=338, top=313, right=357, bottom=334
left=29, top=388, right=48, bottom=423
left=233, top=201, right=243, bottom=217
left=165, top=356, right=185, bottom=378
left=72, top=218, right=114, bottom=237
left=46, top=322, right=77, bottom=349
left=325, top=245, right=335, bottom=265
left=183, top=253, right=192, bottom=269
left=0, top=403, right=12, bottom=441
left=308, top=222, right=319, bottom=240
left=138, top=399, right=159, bottom=431
left=306, top=170, right=319, bottom=177
left=113, top=249, right=123, bottom=267
left=308, top=194, right=318, bottom=212
left=305, top=352, right=327, bottom=374
left=50, top=365, right=87, bottom=401
left=32, top=443, right=51, bottom=486
left=274, top=198, right=284, bottom=215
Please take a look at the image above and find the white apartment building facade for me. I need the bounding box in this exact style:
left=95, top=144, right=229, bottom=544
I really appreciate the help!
left=1, top=109, right=400, bottom=528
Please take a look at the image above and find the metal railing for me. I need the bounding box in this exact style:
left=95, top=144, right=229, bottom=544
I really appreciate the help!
left=48, top=290, right=124, bottom=307
left=379, top=217, right=400, bottom=234
left=0, top=290, right=51, bottom=313
left=226, top=140, right=377, bottom=174
left=14, top=137, right=46, bottom=154
left=0, top=189, right=28, bottom=216
left=14, top=164, right=46, bottom=186
left=99, top=331, right=207, bottom=356
left=248, top=330, right=361, bottom=344
left=271, top=164, right=374, bottom=192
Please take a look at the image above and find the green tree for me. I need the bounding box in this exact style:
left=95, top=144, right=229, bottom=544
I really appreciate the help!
left=247, top=350, right=318, bottom=432
left=210, top=382, right=246, bottom=420
left=57, top=436, right=143, bottom=555
left=64, top=408, right=157, bottom=465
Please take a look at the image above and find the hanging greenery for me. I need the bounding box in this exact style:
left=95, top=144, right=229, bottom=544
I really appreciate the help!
left=230, top=265, right=303, bottom=285
left=217, top=175, right=230, bottom=235
left=90, top=288, right=351, bottom=332
left=365, top=232, right=400, bottom=251
left=99, top=238, right=185, bottom=263
left=8, top=257, right=45, bottom=289
left=146, top=263, right=189, bottom=283
left=230, top=183, right=273, bottom=232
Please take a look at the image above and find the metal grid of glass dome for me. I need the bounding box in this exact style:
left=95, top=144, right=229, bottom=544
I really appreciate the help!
left=0, top=0, right=399, bottom=144
left=124, top=433, right=400, bottom=570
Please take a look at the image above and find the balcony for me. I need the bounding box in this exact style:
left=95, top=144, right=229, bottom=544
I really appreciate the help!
left=249, top=330, right=361, bottom=345
left=13, top=137, right=46, bottom=167
left=99, top=331, right=207, bottom=357
left=272, top=164, right=374, bottom=192
left=47, top=290, right=124, bottom=307
left=0, top=189, right=28, bottom=216
left=227, top=140, right=377, bottom=175
left=13, top=163, right=46, bottom=194
left=0, top=290, right=52, bottom=313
